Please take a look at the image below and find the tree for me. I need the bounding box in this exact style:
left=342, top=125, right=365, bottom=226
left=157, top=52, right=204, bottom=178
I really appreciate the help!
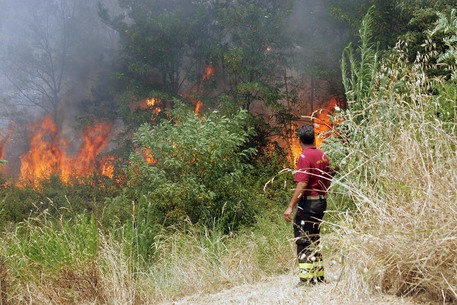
left=329, top=0, right=457, bottom=52
left=0, top=0, right=117, bottom=121
left=100, top=0, right=218, bottom=96
left=215, top=0, right=294, bottom=109
left=288, top=0, right=349, bottom=80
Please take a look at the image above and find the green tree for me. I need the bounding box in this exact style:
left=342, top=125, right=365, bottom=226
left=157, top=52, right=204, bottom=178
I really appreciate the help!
left=100, top=0, right=218, bottom=96
left=330, top=0, right=457, bottom=53
left=98, top=0, right=298, bottom=164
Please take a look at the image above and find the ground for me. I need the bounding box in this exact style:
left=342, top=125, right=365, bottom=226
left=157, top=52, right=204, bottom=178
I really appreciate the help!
left=159, top=273, right=419, bottom=305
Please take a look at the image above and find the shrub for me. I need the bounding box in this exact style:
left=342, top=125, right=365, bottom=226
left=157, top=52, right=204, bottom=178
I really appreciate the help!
left=102, top=102, right=266, bottom=261
left=129, top=102, right=258, bottom=228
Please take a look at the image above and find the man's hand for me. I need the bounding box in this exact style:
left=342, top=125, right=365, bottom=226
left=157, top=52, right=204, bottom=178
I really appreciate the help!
left=284, top=182, right=306, bottom=222
left=284, top=206, right=293, bottom=222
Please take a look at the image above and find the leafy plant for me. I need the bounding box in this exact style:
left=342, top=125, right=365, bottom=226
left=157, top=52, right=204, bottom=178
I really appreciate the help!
left=128, top=102, right=257, bottom=229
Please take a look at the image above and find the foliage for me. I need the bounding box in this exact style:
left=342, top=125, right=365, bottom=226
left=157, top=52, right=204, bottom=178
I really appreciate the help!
left=125, top=102, right=257, bottom=229
left=1, top=0, right=114, bottom=119
left=330, top=0, right=457, bottom=64
left=288, top=0, right=349, bottom=83
left=217, top=0, right=293, bottom=84
left=0, top=203, right=294, bottom=304
left=340, top=6, right=380, bottom=120
left=324, top=7, right=457, bottom=302
left=99, top=0, right=218, bottom=98
left=98, top=0, right=300, bottom=140
left=6, top=213, right=98, bottom=273
left=101, top=102, right=265, bottom=263
left=0, top=174, right=121, bottom=227
left=427, top=9, right=457, bottom=80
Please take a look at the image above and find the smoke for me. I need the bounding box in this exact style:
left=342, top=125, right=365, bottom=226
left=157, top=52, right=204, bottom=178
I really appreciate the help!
left=288, top=0, right=350, bottom=74
left=0, top=0, right=120, bottom=177
left=0, top=0, right=352, bottom=179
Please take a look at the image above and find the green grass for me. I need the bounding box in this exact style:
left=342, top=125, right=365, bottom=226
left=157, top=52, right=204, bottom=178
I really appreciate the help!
left=0, top=204, right=295, bottom=304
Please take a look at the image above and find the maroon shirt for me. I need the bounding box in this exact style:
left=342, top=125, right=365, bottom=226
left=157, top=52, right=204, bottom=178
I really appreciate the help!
left=294, top=146, right=331, bottom=196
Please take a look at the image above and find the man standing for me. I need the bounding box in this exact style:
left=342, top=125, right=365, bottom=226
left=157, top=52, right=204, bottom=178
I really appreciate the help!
left=284, top=124, right=332, bottom=284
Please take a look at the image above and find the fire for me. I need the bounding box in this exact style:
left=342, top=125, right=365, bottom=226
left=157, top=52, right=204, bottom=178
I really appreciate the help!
left=19, top=117, right=64, bottom=185
left=65, top=121, right=113, bottom=181
left=313, top=97, right=338, bottom=148
left=289, top=124, right=303, bottom=164
left=287, top=97, right=339, bottom=164
left=202, top=64, right=215, bottom=81
left=141, top=147, right=157, bottom=164
left=19, top=116, right=113, bottom=186
left=100, top=155, right=115, bottom=178
left=194, top=101, right=203, bottom=114
left=129, top=97, right=164, bottom=121
left=146, top=98, right=158, bottom=107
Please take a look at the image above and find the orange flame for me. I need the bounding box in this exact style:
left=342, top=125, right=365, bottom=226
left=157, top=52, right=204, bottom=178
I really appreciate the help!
left=19, top=116, right=113, bottom=186
left=64, top=121, right=113, bottom=182
left=202, top=64, right=215, bottom=81
left=194, top=101, right=203, bottom=114
left=146, top=98, right=157, bottom=107
left=129, top=97, right=163, bottom=120
left=19, top=117, right=64, bottom=185
left=144, top=98, right=163, bottom=118
left=286, top=97, right=339, bottom=164
left=100, top=155, right=115, bottom=179
left=142, top=147, right=157, bottom=164
left=289, top=125, right=303, bottom=164
left=313, top=97, right=338, bottom=148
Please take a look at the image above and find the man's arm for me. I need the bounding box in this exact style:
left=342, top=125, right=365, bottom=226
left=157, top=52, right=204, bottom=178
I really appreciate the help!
left=284, top=182, right=307, bottom=222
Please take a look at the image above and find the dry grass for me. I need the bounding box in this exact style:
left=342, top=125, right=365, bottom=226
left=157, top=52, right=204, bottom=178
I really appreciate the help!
left=325, top=57, right=457, bottom=303
left=131, top=219, right=293, bottom=303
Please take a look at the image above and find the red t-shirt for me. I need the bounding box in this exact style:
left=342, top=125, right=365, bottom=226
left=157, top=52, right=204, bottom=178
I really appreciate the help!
left=294, top=146, right=331, bottom=196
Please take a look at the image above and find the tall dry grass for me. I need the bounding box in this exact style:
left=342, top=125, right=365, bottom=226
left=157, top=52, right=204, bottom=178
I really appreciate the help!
left=0, top=208, right=293, bottom=304
left=130, top=214, right=293, bottom=303
left=325, top=48, right=457, bottom=303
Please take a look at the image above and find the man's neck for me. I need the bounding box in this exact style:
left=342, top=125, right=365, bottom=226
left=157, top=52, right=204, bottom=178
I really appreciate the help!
left=301, top=143, right=314, bottom=150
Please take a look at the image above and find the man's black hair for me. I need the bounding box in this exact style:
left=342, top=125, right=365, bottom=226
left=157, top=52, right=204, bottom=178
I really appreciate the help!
left=297, top=125, right=314, bottom=145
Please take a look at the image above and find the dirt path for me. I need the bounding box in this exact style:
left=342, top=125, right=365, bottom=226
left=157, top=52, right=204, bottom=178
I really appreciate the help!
left=159, top=273, right=418, bottom=305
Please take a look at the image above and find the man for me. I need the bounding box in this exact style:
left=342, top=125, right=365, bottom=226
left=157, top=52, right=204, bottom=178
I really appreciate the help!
left=284, top=124, right=332, bottom=285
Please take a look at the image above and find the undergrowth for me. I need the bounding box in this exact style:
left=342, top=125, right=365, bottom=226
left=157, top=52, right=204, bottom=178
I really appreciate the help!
left=324, top=8, right=457, bottom=303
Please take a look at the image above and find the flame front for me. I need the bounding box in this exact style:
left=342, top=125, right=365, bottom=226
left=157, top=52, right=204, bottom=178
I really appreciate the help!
left=19, top=116, right=113, bottom=186
left=20, top=117, right=64, bottom=185
left=194, top=101, right=203, bottom=114
left=141, top=147, right=157, bottom=164
left=289, top=124, right=302, bottom=164
left=314, top=97, right=337, bottom=148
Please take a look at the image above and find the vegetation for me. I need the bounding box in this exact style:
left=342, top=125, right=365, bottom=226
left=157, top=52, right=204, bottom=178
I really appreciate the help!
left=324, top=8, right=457, bottom=302
left=0, top=1, right=456, bottom=304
